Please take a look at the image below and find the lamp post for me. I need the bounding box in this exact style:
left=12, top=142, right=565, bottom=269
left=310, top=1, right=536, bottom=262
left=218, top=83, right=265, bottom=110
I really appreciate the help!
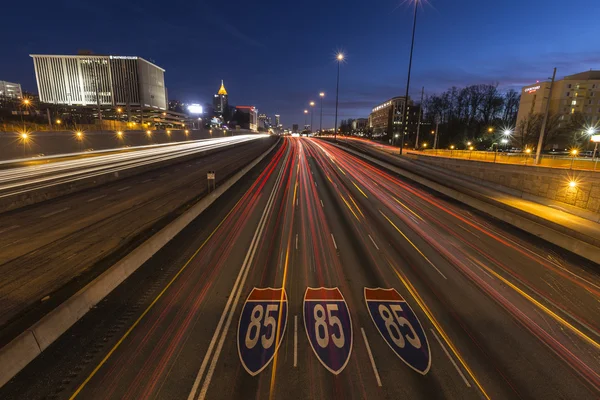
left=570, top=149, right=578, bottom=169
left=304, top=110, right=308, bottom=133
left=334, top=52, right=344, bottom=140
left=319, top=92, right=325, bottom=134
left=399, top=0, right=420, bottom=154
left=20, top=98, right=31, bottom=125
left=309, top=101, right=315, bottom=133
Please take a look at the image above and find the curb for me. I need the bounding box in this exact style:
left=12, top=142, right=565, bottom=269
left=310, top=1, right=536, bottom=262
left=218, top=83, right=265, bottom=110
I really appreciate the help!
left=0, top=139, right=279, bottom=388
left=335, top=143, right=600, bottom=265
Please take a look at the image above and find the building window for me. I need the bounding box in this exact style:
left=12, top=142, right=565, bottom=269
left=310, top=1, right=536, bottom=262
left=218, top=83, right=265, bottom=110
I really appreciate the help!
left=571, top=108, right=575, bottom=114
left=568, top=84, right=572, bottom=88
left=566, top=92, right=570, bottom=97
left=572, top=100, right=577, bottom=105
left=589, top=100, right=593, bottom=105
left=592, top=92, right=596, bottom=97
left=587, top=107, right=593, bottom=113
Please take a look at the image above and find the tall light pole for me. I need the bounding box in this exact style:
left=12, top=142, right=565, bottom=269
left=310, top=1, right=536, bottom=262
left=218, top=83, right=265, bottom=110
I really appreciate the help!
left=309, top=101, right=315, bottom=133
left=319, top=92, right=325, bottom=134
left=304, top=109, right=308, bottom=133
left=399, top=0, right=419, bottom=154
left=334, top=52, right=344, bottom=140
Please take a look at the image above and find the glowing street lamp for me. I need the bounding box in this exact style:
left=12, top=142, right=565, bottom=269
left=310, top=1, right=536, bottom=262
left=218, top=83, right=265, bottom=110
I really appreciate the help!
left=20, top=132, right=29, bottom=140
left=117, top=131, right=123, bottom=137
left=570, top=149, right=578, bottom=169
left=467, top=141, right=472, bottom=146
left=569, top=180, right=577, bottom=188
left=319, top=92, right=325, bottom=134
left=146, top=130, right=152, bottom=136
left=334, top=52, right=344, bottom=140
left=309, top=101, right=315, bottom=133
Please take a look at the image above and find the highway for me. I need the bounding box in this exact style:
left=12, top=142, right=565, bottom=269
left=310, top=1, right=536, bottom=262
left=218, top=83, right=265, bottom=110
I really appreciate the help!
left=0, top=136, right=274, bottom=344
left=0, top=135, right=267, bottom=197
left=1, top=137, right=599, bottom=399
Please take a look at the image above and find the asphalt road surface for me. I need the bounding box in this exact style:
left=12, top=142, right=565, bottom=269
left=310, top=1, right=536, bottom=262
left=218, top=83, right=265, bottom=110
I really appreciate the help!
left=0, top=136, right=274, bottom=345
left=2, top=137, right=599, bottom=399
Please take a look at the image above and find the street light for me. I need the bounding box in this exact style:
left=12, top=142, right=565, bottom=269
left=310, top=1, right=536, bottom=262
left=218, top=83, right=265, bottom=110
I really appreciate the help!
left=117, top=131, right=123, bottom=137
left=309, top=101, right=315, bottom=133
left=304, top=109, right=308, bottom=132
left=319, top=92, right=325, bottom=134
left=20, top=133, right=28, bottom=140
left=399, top=0, right=421, bottom=154
left=334, top=52, right=344, bottom=140
left=570, top=149, right=578, bottom=169
left=146, top=130, right=152, bottom=136
left=488, top=127, right=494, bottom=133
left=467, top=141, right=472, bottom=146
left=76, top=131, right=83, bottom=140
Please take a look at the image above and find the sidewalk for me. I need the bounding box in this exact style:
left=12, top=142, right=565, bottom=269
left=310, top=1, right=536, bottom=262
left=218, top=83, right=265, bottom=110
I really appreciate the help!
left=337, top=138, right=600, bottom=254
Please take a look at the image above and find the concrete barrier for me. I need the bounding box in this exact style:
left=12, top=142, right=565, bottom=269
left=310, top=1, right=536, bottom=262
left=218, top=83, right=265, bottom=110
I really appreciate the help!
left=0, top=138, right=279, bottom=388
left=335, top=143, right=600, bottom=265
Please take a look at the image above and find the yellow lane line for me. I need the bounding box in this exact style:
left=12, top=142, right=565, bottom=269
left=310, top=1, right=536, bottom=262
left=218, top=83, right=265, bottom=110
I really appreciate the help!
left=468, top=256, right=600, bottom=351
left=390, top=267, right=491, bottom=400
left=337, top=165, right=346, bottom=176
left=352, top=181, right=369, bottom=199
left=340, top=194, right=360, bottom=221
left=380, top=210, right=446, bottom=279
left=393, top=196, right=424, bottom=221
left=348, top=194, right=365, bottom=218
left=69, top=195, right=244, bottom=399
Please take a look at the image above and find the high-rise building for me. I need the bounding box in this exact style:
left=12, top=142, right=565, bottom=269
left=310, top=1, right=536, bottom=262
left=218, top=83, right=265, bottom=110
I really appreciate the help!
left=30, top=54, right=167, bottom=109
left=516, top=70, right=600, bottom=127
left=213, top=80, right=228, bottom=117
left=275, top=114, right=281, bottom=127
left=369, top=96, right=407, bottom=135
left=0, top=81, right=22, bottom=99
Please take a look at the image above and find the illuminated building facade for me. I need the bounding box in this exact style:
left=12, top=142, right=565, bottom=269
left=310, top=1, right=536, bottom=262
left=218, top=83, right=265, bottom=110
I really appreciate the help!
left=516, top=70, right=600, bottom=127
left=30, top=54, right=167, bottom=110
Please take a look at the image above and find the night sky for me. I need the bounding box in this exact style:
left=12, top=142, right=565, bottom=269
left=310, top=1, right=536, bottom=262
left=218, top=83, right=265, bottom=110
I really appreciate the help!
left=2, top=0, right=599, bottom=129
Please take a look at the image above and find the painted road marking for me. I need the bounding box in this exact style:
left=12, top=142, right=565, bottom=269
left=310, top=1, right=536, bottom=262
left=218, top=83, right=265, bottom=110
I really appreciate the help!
left=303, top=287, right=353, bottom=374
left=430, top=329, right=470, bottom=387
left=142, top=178, right=153, bottom=183
left=380, top=210, right=447, bottom=280
left=361, top=328, right=382, bottom=387
left=294, top=315, right=298, bottom=367
left=364, top=288, right=431, bottom=375
left=237, top=288, right=288, bottom=376
left=87, top=194, right=106, bottom=203
left=368, top=234, right=379, bottom=250
left=189, top=147, right=288, bottom=400
left=320, top=199, right=324, bottom=208
left=0, top=225, right=19, bottom=234
left=295, top=234, right=299, bottom=250
left=331, top=234, right=338, bottom=250
left=117, top=186, right=131, bottom=192
left=41, top=207, right=70, bottom=218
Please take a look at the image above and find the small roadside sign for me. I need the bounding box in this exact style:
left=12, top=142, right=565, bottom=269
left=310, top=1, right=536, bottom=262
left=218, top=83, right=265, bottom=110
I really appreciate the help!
left=303, top=287, right=353, bottom=374
left=364, top=288, right=431, bottom=375
left=237, top=287, right=288, bottom=376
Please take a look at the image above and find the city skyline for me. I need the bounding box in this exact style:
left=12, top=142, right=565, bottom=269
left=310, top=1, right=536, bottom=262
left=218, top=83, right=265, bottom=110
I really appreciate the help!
left=1, top=0, right=599, bottom=128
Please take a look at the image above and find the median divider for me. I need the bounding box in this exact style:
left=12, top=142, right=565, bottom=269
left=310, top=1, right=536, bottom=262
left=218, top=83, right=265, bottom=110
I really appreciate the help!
left=332, top=141, right=600, bottom=265
left=0, top=138, right=280, bottom=388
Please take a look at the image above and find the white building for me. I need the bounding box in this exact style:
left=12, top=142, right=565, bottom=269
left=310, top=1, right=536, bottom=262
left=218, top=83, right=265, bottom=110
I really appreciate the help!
left=30, top=54, right=167, bottom=110
left=0, top=81, right=22, bottom=99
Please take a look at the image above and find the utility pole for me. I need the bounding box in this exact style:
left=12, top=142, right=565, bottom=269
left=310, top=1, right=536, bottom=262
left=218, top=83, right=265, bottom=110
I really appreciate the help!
left=535, top=67, right=557, bottom=165
left=415, top=86, right=424, bottom=149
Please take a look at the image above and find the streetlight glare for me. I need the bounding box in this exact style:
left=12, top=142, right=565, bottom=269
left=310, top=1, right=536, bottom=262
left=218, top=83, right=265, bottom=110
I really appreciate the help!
left=336, top=53, right=344, bottom=61
left=569, top=181, right=577, bottom=188
left=20, top=133, right=28, bottom=139
left=309, top=101, right=315, bottom=107
left=319, top=92, right=325, bottom=97
left=503, top=129, right=512, bottom=136
left=304, top=110, right=308, bottom=114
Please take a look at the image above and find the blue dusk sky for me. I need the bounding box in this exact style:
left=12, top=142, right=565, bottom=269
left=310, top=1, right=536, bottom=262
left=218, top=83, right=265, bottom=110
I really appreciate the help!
left=2, top=0, right=599, bottom=128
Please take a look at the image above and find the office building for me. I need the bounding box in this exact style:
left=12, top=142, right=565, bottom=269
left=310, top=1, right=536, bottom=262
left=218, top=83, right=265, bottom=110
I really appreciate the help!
left=0, top=81, right=22, bottom=99
left=213, top=80, right=228, bottom=117
left=517, top=70, right=600, bottom=127
left=352, top=118, right=368, bottom=132
left=275, top=114, right=281, bottom=127
left=30, top=54, right=167, bottom=110
left=235, top=106, right=258, bottom=131
left=369, top=96, right=408, bottom=135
